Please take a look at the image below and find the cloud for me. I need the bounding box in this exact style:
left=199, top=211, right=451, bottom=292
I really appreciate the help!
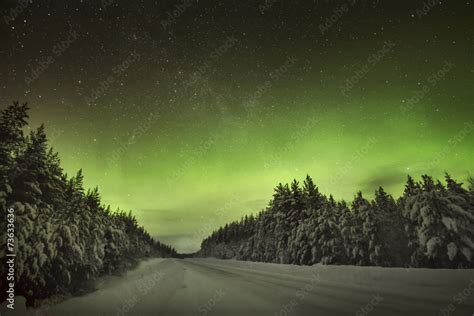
left=154, top=234, right=198, bottom=254
left=359, top=170, right=407, bottom=194
left=137, top=208, right=203, bottom=222
left=141, top=198, right=269, bottom=253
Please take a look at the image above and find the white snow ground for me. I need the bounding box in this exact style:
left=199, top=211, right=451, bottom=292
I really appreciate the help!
left=1, top=258, right=473, bottom=316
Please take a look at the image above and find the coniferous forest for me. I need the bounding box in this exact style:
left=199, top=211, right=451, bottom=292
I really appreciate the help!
left=198, top=174, right=474, bottom=269
left=0, top=102, right=177, bottom=305
left=1, top=101, right=473, bottom=309
left=1, top=1, right=472, bottom=314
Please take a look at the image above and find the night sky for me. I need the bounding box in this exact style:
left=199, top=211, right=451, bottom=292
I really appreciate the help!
left=1, top=0, right=472, bottom=252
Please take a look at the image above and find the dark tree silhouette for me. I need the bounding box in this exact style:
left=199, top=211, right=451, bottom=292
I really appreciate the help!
left=198, top=174, right=473, bottom=269
left=0, top=102, right=177, bottom=305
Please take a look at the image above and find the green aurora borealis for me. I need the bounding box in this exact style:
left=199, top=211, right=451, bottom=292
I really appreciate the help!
left=1, top=1, right=473, bottom=251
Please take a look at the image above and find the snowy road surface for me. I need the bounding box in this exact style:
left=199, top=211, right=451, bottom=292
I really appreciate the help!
left=3, top=258, right=474, bottom=316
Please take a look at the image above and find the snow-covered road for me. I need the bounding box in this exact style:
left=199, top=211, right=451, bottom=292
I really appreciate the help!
left=4, top=258, right=474, bottom=316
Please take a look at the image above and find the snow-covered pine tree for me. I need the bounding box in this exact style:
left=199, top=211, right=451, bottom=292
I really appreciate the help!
left=271, top=182, right=293, bottom=263
left=369, top=187, right=409, bottom=266
left=404, top=175, right=474, bottom=268
left=0, top=102, right=177, bottom=304
left=283, top=180, right=305, bottom=264
left=349, top=192, right=371, bottom=265
left=314, top=198, right=344, bottom=265
left=302, top=175, right=324, bottom=213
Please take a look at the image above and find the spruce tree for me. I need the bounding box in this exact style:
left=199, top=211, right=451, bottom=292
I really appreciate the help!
left=303, top=174, right=323, bottom=211
left=349, top=192, right=371, bottom=265
left=198, top=174, right=472, bottom=269
left=0, top=102, right=177, bottom=304
left=404, top=177, right=473, bottom=268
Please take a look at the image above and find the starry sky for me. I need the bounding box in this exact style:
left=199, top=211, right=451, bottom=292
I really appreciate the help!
left=1, top=0, right=473, bottom=252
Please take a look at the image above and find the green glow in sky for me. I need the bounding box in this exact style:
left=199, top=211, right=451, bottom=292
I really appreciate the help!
left=35, top=92, right=473, bottom=252
left=2, top=2, right=472, bottom=252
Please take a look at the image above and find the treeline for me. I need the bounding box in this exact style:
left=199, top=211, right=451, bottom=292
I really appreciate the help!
left=198, top=174, right=474, bottom=269
left=0, top=102, right=177, bottom=305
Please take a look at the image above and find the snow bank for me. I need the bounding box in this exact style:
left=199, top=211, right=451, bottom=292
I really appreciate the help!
left=192, top=258, right=474, bottom=288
